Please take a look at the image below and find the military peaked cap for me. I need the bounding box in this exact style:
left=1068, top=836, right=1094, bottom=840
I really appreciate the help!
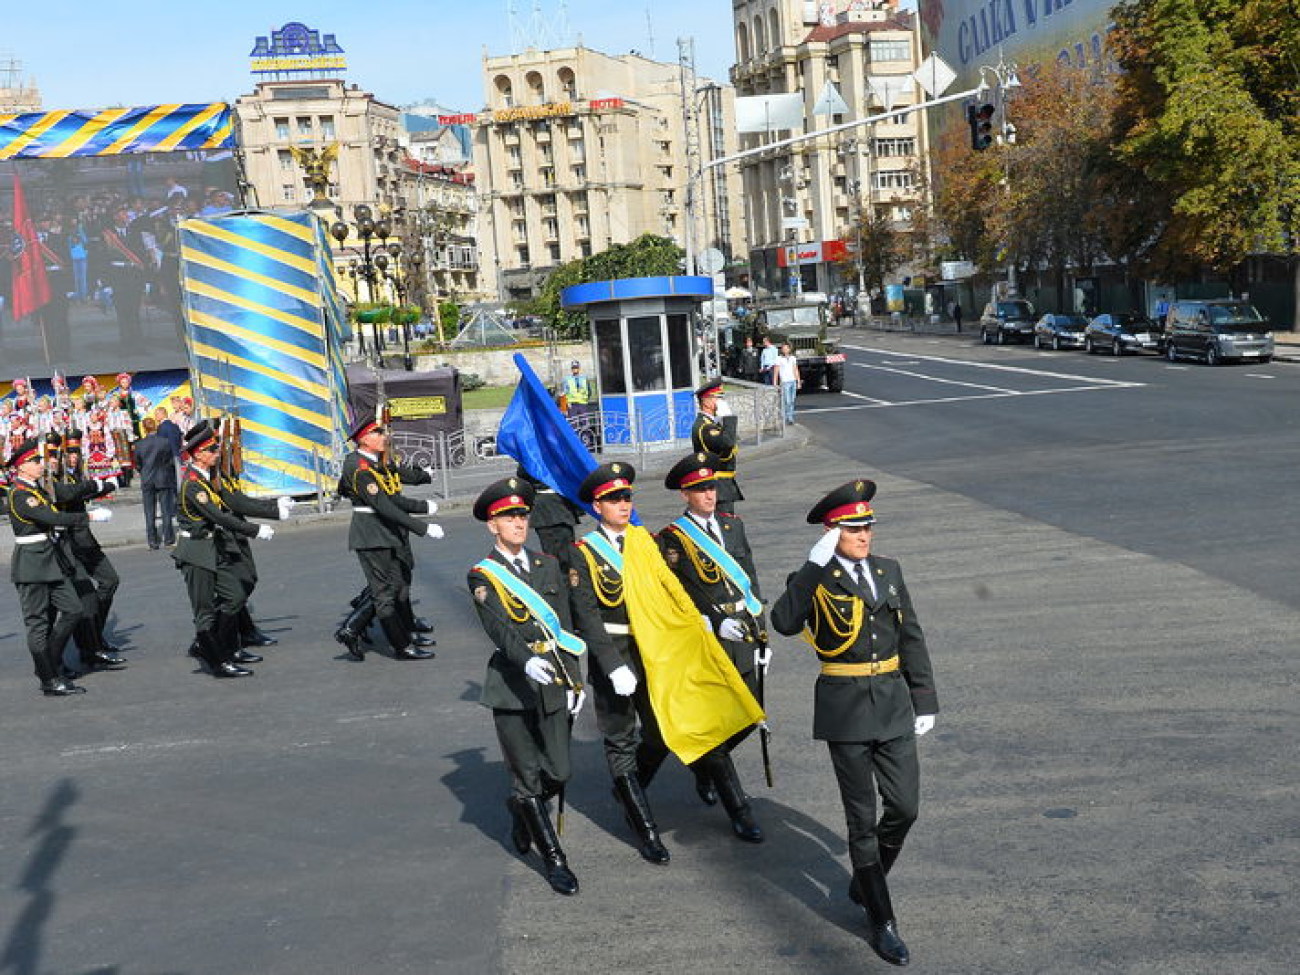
left=578, top=462, right=636, bottom=503
left=473, top=476, right=535, bottom=521
left=664, top=451, right=721, bottom=490
left=807, top=479, right=877, bottom=527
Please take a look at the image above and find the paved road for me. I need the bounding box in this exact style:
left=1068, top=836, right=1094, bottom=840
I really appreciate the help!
left=1, top=338, right=1297, bottom=973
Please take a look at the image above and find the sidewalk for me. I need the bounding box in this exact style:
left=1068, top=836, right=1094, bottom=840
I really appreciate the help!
left=0, top=424, right=811, bottom=561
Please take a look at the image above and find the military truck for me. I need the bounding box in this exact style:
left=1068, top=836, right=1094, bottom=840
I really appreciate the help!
left=725, top=295, right=846, bottom=392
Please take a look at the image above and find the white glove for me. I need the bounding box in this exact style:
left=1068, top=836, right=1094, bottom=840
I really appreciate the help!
left=714, top=397, right=733, bottom=417
left=276, top=496, right=296, bottom=520
left=717, top=617, right=747, bottom=642
left=914, top=715, right=935, bottom=736
left=524, top=656, right=556, bottom=684
left=809, top=527, right=841, bottom=566
left=424, top=523, right=445, bottom=540
left=421, top=465, right=436, bottom=479
left=96, top=476, right=119, bottom=492
left=425, top=499, right=439, bottom=515
left=256, top=524, right=275, bottom=541
left=754, top=644, right=772, bottom=674
left=608, top=664, right=638, bottom=697
left=87, top=506, right=113, bottom=523
left=567, top=687, right=587, bottom=716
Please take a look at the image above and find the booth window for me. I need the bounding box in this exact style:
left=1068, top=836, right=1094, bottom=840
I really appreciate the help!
left=666, top=314, right=692, bottom=389
left=595, top=320, right=626, bottom=394
left=628, top=316, right=666, bottom=391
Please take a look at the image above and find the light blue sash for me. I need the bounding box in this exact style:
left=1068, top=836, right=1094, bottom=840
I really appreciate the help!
left=581, top=529, right=623, bottom=575
left=672, top=516, right=762, bottom=617
left=474, top=558, right=587, bottom=657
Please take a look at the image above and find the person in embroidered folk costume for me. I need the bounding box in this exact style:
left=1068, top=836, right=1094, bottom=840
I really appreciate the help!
left=690, top=378, right=743, bottom=514
left=770, top=479, right=939, bottom=968
left=654, top=451, right=767, bottom=842
left=5, top=437, right=113, bottom=696
left=467, top=477, right=621, bottom=896
left=172, top=421, right=284, bottom=678
left=333, top=415, right=443, bottom=662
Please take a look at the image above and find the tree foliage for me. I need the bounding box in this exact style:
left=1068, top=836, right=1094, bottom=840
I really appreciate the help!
left=535, top=234, right=685, bottom=337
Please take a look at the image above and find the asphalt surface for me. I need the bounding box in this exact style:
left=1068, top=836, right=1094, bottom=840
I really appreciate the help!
left=2, top=334, right=1298, bottom=974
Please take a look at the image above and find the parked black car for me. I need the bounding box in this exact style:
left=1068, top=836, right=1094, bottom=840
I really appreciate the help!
left=1033, top=313, right=1089, bottom=350
left=979, top=299, right=1036, bottom=345
left=1163, top=299, right=1274, bottom=364
left=1084, top=313, right=1160, bottom=355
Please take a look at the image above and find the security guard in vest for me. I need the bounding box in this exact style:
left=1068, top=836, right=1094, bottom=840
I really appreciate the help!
left=770, top=480, right=939, bottom=967
left=335, top=416, right=442, bottom=661
left=690, top=379, right=743, bottom=514
left=467, top=476, right=620, bottom=896
left=653, top=451, right=765, bottom=842
left=562, top=359, right=595, bottom=425
left=5, top=437, right=113, bottom=696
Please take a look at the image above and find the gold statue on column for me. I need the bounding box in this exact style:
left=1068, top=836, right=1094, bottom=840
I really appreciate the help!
left=290, top=142, right=340, bottom=204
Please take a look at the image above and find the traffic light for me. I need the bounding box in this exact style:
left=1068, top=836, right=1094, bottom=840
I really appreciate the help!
left=968, top=102, right=995, bottom=151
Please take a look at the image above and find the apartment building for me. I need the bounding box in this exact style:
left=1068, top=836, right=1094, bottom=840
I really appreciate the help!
left=730, top=0, right=928, bottom=296
left=474, top=45, right=744, bottom=302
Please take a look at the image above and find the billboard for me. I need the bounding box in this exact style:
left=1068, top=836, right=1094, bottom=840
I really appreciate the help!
left=0, top=103, right=239, bottom=378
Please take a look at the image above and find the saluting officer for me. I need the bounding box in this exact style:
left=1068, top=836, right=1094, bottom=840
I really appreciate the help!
left=333, top=416, right=442, bottom=662
left=569, top=462, right=669, bottom=865
left=468, top=476, right=615, bottom=896
left=770, top=480, right=939, bottom=967
left=690, top=379, right=743, bottom=514
left=173, top=421, right=279, bottom=678
left=5, top=437, right=113, bottom=696
left=653, top=451, right=765, bottom=842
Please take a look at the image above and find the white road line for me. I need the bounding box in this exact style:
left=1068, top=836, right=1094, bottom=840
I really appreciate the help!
left=840, top=343, right=1139, bottom=387
left=1245, top=373, right=1275, bottom=379
left=798, top=384, right=1137, bottom=414
left=837, top=389, right=893, bottom=404
left=850, top=360, right=1019, bottom=394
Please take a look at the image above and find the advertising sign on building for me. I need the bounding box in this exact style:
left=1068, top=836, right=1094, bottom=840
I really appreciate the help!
left=249, top=21, right=347, bottom=79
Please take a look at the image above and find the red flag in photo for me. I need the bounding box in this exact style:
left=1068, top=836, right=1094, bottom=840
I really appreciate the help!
left=10, top=168, right=51, bottom=320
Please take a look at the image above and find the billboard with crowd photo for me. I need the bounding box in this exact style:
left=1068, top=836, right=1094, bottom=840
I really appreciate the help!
left=0, top=103, right=241, bottom=378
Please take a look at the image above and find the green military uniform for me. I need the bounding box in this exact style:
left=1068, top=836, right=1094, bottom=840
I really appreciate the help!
left=516, top=465, right=584, bottom=561
left=770, top=479, right=938, bottom=967
left=690, top=379, right=743, bottom=514
left=6, top=452, right=91, bottom=694
left=215, top=472, right=283, bottom=647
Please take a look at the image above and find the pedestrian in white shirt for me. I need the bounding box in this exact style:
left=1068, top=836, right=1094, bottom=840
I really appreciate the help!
left=772, top=343, right=800, bottom=423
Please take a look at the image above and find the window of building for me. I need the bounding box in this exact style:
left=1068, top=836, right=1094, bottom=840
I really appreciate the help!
left=540, top=167, right=555, bottom=187
left=548, top=243, right=561, bottom=262
left=274, top=117, right=290, bottom=140
left=873, top=170, right=915, bottom=191
left=543, top=218, right=559, bottom=239
left=658, top=165, right=673, bottom=180
left=296, top=116, right=313, bottom=138
left=580, top=241, right=592, bottom=258
left=513, top=220, right=527, bottom=243
left=572, top=164, right=585, bottom=181
left=507, top=145, right=522, bottom=165
left=539, top=194, right=557, bottom=216
left=576, top=215, right=589, bottom=238
left=539, top=146, right=553, bottom=165
left=517, top=246, right=530, bottom=265
left=511, top=173, right=525, bottom=190
left=570, top=139, right=585, bottom=160
left=869, top=39, right=911, bottom=63
left=661, top=189, right=675, bottom=205
left=874, top=137, right=917, bottom=158
left=281, top=183, right=297, bottom=203
left=320, top=116, right=336, bottom=140
left=278, top=149, right=295, bottom=172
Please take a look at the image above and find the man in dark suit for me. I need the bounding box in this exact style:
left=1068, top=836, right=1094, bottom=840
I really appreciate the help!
left=133, top=416, right=179, bottom=549
left=771, top=479, right=939, bottom=968
left=154, top=406, right=183, bottom=459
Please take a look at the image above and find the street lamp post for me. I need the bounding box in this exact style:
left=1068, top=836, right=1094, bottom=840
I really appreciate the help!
left=331, top=203, right=396, bottom=361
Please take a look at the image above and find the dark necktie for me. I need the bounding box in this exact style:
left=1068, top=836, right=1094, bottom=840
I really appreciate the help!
left=704, top=519, right=720, bottom=543
left=513, top=557, right=529, bottom=579
left=854, top=562, right=871, bottom=598
left=615, top=534, right=625, bottom=553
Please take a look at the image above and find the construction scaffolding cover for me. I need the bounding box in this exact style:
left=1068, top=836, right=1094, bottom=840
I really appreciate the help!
left=179, top=209, right=350, bottom=495
left=0, top=103, right=235, bottom=158
left=449, top=308, right=520, bottom=348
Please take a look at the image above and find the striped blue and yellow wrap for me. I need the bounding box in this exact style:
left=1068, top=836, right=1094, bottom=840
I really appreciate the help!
left=0, top=103, right=235, bottom=159
left=179, top=210, right=350, bottom=496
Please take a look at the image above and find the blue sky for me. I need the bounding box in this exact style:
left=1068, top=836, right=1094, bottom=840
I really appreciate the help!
left=5, top=1, right=740, bottom=113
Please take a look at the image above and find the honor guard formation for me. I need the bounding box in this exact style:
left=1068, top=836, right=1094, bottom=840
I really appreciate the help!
left=4, top=378, right=939, bottom=966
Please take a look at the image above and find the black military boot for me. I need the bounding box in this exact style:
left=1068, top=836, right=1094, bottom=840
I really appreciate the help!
left=711, top=753, right=763, bottom=843
left=212, top=615, right=254, bottom=677
left=76, top=619, right=127, bottom=670
left=335, top=601, right=375, bottom=661
left=506, top=798, right=531, bottom=855
left=851, top=863, right=910, bottom=966
left=613, top=775, right=671, bottom=865
left=398, top=600, right=436, bottom=646
left=691, top=763, right=719, bottom=806
left=517, top=796, right=578, bottom=895
left=349, top=586, right=372, bottom=610
left=879, top=841, right=903, bottom=875
left=34, top=649, right=85, bottom=696
left=239, top=606, right=277, bottom=646
left=381, top=614, right=433, bottom=660
left=411, top=616, right=434, bottom=634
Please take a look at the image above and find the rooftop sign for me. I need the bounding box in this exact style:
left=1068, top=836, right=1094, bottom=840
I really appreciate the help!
left=249, top=21, right=347, bottom=79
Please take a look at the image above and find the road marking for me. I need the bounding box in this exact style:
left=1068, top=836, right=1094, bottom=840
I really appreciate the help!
left=62, top=739, right=212, bottom=757
left=1245, top=373, right=1275, bottom=379
left=798, top=383, right=1133, bottom=414
left=837, top=389, right=892, bottom=404
left=840, top=343, right=1140, bottom=387
left=850, top=360, right=1019, bottom=394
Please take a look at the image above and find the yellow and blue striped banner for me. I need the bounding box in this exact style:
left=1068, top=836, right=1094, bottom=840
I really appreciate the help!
left=179, top=210, right=349, bottom=495
left=0, top=103, right=234, bottom=159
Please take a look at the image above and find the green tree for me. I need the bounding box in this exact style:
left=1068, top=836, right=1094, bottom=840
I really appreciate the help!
left=535, top=234, right=685, bottom=337
left=1110, top=0, right=1300, bottom=279
left=839, top=203, right=906, bottom=305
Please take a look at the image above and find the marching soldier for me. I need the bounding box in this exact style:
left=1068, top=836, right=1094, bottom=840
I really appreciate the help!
left=569, top=462, right=670, bottom=865
left=653, top=451, right=765, bottom=843
left=5, top=437, right=113, bottom=696
left=467, top=476, right=615, bottom=895
left=690, top=379, right=743, bottom=514
left=333, top=416, right=442, bottom=662
left=172, top=421, right=280, bottom=678
left=770, top=480, right=939, bottom=967
left=47, top=433, right=129, bottom=674
left=515, top=464, right=584, bottom=561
